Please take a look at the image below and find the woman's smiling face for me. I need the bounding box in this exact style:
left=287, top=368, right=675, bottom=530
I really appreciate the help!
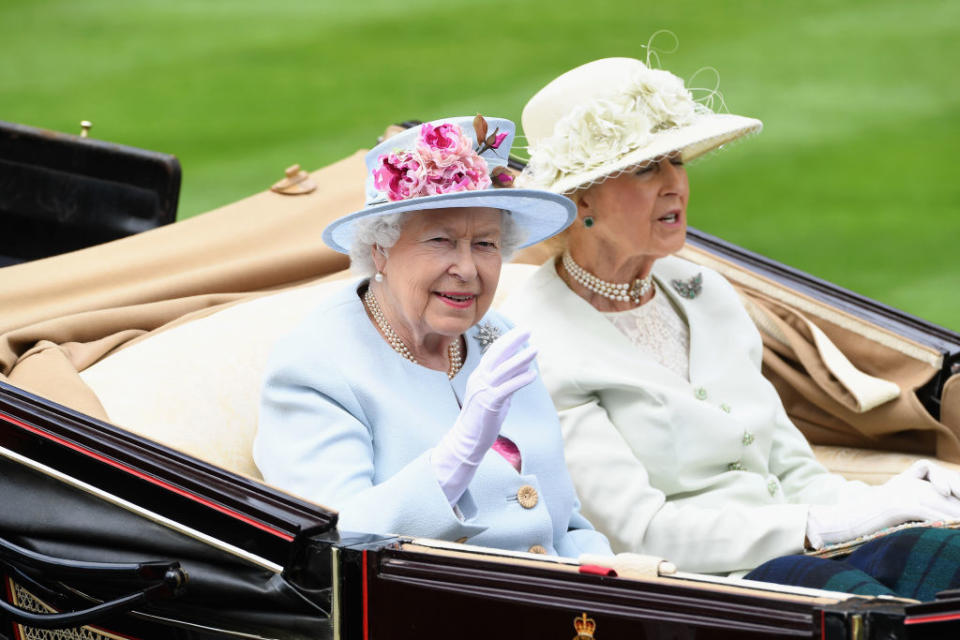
left=375, top=206, right=504, bottom=343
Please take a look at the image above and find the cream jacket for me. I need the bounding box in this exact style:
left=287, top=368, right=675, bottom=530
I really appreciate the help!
left=503, top=256, right=868, bottom=574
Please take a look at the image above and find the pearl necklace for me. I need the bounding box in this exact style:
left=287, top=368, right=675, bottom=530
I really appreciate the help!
left=561, top=250, right=652, bottom=305
left=363, top=287, right=464, bottom=379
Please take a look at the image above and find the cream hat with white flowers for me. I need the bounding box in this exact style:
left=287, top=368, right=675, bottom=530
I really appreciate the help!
left=518, top=57, right=763, bottom=194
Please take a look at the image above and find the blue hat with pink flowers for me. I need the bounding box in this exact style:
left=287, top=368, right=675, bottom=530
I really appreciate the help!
left=322, top=116, right=576, bottom=254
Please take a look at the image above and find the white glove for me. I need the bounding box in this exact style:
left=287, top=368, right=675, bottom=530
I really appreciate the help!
left=432, top=328, right=538, bottom=505
left=806, top=472, right=960, bottom=549
left=897, top=459, right=960, bottom=498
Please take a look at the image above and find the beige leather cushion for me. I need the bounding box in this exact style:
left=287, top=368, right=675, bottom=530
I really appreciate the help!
left=811, top=445, right=960, bottom=484
left=80, top=277, right=355, bottom=479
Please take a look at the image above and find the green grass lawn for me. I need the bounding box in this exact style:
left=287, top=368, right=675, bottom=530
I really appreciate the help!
left=2, top=0, right=958, bottom=329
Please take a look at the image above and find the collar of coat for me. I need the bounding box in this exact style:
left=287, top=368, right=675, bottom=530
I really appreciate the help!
left=521, top=254, right=735, bottom=387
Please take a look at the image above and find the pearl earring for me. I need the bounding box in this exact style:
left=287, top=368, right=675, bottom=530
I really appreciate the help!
left=583, top=216, right=595, bottom=228
left=374, top=272, right=384, bottom=283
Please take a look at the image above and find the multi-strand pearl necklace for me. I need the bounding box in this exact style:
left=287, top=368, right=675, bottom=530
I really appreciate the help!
left=363, top=287, right=464, bottom=379
left=561, top=250, right=652, bottom=305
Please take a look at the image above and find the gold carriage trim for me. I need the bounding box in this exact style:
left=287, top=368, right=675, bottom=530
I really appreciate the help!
left=6, top=577, right=130, bottom=640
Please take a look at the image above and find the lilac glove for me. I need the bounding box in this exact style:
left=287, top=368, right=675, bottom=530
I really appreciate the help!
left=432, top=327, right=538, bottom=506
left=806, top=473, right=960, bottom=549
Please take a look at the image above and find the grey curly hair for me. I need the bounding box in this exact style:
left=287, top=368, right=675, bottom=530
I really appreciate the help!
left=348, top=210, right=526, bottom=276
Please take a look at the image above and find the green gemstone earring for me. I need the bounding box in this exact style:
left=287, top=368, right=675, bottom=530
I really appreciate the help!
left=583, top=216, right=595, bottom=228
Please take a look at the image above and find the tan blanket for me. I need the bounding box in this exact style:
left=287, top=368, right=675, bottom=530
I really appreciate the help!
left=0, top=152, right=364, bottom=417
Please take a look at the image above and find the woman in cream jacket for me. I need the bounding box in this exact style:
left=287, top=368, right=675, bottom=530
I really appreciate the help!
left=503, top=56, right=960, bottom=598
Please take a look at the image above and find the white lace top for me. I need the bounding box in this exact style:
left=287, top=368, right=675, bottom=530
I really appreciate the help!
left=603, top=282, right=691, bottom=380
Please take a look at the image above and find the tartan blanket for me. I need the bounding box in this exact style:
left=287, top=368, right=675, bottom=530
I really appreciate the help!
left=745, top=527, right=960, bottom=601
left=808, top=519, right=960, bottom=559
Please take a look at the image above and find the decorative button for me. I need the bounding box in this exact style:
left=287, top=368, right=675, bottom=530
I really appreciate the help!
left=767, top=479, right=779, bottom=496
left=727, top=461, right=745, bottom=472
left=720, top=403, right=731, bottom=414
left=528, top=544, right=547, bottom=554
left=694, top=387, right=708, bottom=401
left=517, top=485, right=539, bottom=509
left=742, top=431, right=755, bottom=446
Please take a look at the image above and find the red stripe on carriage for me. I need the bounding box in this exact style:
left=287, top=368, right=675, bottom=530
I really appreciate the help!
left=1, top=412, right=295, bottom=542
left=363, top=549, right=370, bottom=640
left=904, top=611, right=960, bottom=625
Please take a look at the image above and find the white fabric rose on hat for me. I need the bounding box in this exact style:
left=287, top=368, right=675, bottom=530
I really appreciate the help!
left=526, top=99, right=653, bottom=187
left=624, top=68, right=700, bottom=130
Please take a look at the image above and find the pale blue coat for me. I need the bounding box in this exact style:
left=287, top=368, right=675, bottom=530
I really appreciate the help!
left=254, top=279, right=611, bottom=557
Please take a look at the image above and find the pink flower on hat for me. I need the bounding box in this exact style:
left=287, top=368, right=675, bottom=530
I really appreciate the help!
left=373, top=152, right=427, bottom=202
left=372, top=119, right=497, bottom=201
left=490, top=166, right=514, bottom=187
left=424, top=155, right=491, bottom=195
left=417, top=123, right=473, bottom=167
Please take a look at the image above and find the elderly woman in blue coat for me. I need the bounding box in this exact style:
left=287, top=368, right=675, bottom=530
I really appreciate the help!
left=254, top=116, right=613, bottom=558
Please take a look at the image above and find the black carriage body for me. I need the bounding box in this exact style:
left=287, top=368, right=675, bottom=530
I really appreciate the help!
left=0, top=120, right=180, bottom=265
left=0, top=382, right=337, bottom=640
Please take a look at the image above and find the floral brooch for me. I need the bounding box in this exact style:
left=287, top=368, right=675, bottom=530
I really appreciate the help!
left=671, top=273, right=703, bottom=299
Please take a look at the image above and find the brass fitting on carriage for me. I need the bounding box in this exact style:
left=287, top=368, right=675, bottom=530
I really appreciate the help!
left=271, top=163, right=317, bottom=195
left=578, top=553, right=677, bottom=579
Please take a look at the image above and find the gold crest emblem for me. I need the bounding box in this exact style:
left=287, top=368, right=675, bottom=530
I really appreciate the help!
left=573, top=612, right=597, bottom=639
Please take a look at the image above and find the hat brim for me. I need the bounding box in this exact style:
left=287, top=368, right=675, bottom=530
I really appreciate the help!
left=322, top=189, right=577, bottom=254
left=547, top=113, right=762, bottom=194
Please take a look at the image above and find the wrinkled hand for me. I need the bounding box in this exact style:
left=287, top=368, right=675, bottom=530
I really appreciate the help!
left=895, top=460, right=960, bottom=499
left=432, top=328, right=538, bottom=505
left=807, top=474, right=960, bottom=549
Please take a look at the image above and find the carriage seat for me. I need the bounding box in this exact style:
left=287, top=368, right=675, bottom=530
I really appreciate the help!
left=80, top=263, right=958, bottom=483
left=80, top=275, right=353, bottom=479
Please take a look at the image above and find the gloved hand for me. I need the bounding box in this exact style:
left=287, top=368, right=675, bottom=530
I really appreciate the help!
left=806, top=474, right=960, bottom=549
left=896, top=459, right=960, bottom=499
left=432, top=327, right=538, bottom=506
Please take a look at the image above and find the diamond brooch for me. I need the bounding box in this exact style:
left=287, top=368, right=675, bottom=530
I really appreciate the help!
left=474, top=321, right=502, bottom=353
left=671, top=273, right=703, bottom=299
